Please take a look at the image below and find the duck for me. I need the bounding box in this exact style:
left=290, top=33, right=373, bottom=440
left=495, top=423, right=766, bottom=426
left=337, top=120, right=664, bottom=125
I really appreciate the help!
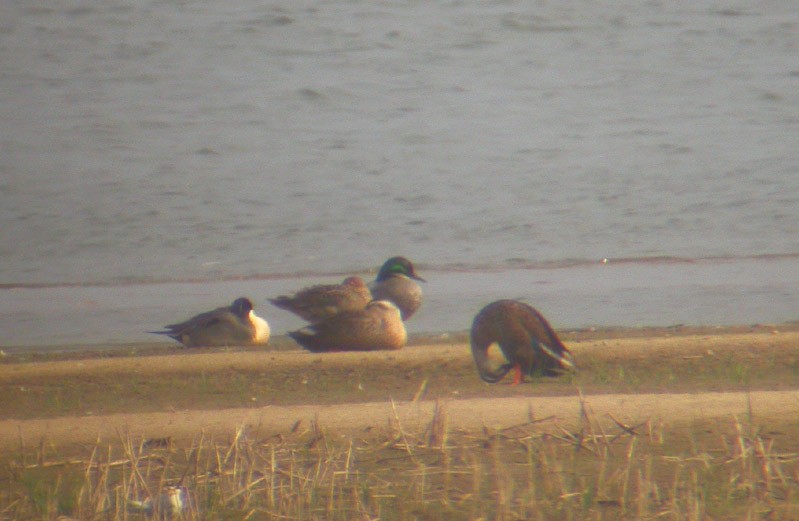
left=288, top=300, right=407, bottom=352
left=150, top=297, right=270, bottom=347
left=470, top=299, right=575, bottom=384
left=269, top=276, right=372, bottom=323
left=369, top=256, right=425, bottom=320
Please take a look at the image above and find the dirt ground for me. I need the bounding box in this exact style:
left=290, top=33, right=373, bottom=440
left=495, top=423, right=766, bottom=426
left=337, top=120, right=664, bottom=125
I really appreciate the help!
left=2, top=326, right=799, bottom=453
left=3, top=389, right=799, bottom=452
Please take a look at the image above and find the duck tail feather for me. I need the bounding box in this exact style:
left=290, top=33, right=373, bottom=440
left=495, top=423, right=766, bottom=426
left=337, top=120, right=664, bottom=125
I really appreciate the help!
left=538, top=342, right=576, bottom=371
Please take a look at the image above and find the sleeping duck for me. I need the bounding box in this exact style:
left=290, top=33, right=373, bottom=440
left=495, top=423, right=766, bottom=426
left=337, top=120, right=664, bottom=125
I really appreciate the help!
left=289, top=300, right=406, bottom=352
left=150, top=297, right=270, bottom=347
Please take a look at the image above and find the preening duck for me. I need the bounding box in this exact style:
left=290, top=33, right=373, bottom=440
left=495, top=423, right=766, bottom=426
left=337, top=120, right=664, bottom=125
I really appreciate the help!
left=470, top=299, right=574, bottom=384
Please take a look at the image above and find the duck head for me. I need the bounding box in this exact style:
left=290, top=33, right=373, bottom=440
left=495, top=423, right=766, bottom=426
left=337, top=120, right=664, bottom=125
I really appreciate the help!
left=376, top=256, right=426, bottom=282
left=231, top=297, right=255, bottom=317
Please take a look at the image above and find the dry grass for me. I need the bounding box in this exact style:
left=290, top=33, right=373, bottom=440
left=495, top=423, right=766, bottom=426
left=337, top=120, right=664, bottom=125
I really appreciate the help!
left=5, top=395, right=799, bottom=521
left=4, top=329, right=799, bottom=519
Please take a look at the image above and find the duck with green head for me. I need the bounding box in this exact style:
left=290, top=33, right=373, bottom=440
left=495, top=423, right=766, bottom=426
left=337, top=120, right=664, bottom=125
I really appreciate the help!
left=470, top=299, right=574, bottom=384
left=150, top=297, right=270, bottom=347
left=269, top=276, right=372, bottom=323
left=369, top=256, right=425, bottom=320
left=289, top=300, right=407, bottom=352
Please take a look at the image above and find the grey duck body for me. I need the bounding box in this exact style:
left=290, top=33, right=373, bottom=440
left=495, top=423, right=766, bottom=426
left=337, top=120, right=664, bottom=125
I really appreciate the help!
left=150, top=297, right=270, bottom=347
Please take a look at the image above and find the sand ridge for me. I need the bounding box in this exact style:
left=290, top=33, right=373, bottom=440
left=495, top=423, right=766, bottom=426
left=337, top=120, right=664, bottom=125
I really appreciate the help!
left=3, top=330, right=799, bottom=452
left=4, top=389, right=799, bottom=452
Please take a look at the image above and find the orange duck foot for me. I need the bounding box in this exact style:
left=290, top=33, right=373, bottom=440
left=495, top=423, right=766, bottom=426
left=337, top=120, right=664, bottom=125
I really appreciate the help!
left=512, top=364, right=523, bottom=385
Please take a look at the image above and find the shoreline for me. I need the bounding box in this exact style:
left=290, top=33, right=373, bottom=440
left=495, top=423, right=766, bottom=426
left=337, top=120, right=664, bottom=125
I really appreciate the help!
left=1, top=326, right=799, bottom=466
left=2, top=328, right=798, bottom=411
left=2, top=322, right=797, bottom=363
left=3, top=255, right=798, bottom=348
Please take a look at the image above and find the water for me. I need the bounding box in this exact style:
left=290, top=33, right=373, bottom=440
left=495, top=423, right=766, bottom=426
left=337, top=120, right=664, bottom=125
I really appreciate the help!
left=1, top=0, right=798, bottom=346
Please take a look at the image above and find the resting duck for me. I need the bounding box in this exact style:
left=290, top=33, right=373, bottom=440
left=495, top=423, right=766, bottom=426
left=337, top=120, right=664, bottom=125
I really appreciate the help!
left=369, top=256, right=425, bottom=320
left=470, top=299, right=574, bottom=384
left=150, top=297, right=270, bottom=347
left=269, top=276, right=372, bottom=322
left=288, top=300, right=406, bottom=352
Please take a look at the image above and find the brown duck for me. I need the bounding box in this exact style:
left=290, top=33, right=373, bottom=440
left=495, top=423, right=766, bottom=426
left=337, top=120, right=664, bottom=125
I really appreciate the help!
left=470, top=299, right=574, bottom=384
left=150, top=297, right=270, bottom=347
left=288, top=300, right=407, bottom=352
left=269, top=276, right=372, bottom=322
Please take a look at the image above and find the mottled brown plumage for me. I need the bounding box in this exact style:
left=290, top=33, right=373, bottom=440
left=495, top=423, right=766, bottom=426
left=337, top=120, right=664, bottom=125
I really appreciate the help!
left=289, top=300, right=407, bottom=352
left=470, top=300, right=574, bottom=384
left=270, top=276, right=372, bottom=322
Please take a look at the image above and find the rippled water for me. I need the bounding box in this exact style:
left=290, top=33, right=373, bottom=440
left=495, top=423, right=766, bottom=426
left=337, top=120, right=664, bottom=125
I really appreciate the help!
left=0, top=0, right=798, bottom=345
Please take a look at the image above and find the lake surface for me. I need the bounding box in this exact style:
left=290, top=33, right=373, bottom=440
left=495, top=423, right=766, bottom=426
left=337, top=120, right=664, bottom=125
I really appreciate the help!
left=1, top=0, right=797, bottom=346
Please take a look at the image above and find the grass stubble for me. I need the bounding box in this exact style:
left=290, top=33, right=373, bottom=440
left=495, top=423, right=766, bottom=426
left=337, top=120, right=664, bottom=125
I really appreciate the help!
left=4, top=329, right=799, bottom=520
left=4, top=390, right=799, bottom=520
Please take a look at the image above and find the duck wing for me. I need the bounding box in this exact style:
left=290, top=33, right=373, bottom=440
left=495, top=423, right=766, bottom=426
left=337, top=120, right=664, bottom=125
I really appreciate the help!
left=271, top=283, right=369, bottom=322
left=516, top=305, right=575, bottom=374
left=151, top=307, right=252, bottom=347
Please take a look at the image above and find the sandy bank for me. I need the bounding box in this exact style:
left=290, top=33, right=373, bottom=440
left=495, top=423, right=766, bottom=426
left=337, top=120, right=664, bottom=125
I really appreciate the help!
left=3, top=389, right=798, bottom=452
left=2, top=329, right=799, bottom=452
